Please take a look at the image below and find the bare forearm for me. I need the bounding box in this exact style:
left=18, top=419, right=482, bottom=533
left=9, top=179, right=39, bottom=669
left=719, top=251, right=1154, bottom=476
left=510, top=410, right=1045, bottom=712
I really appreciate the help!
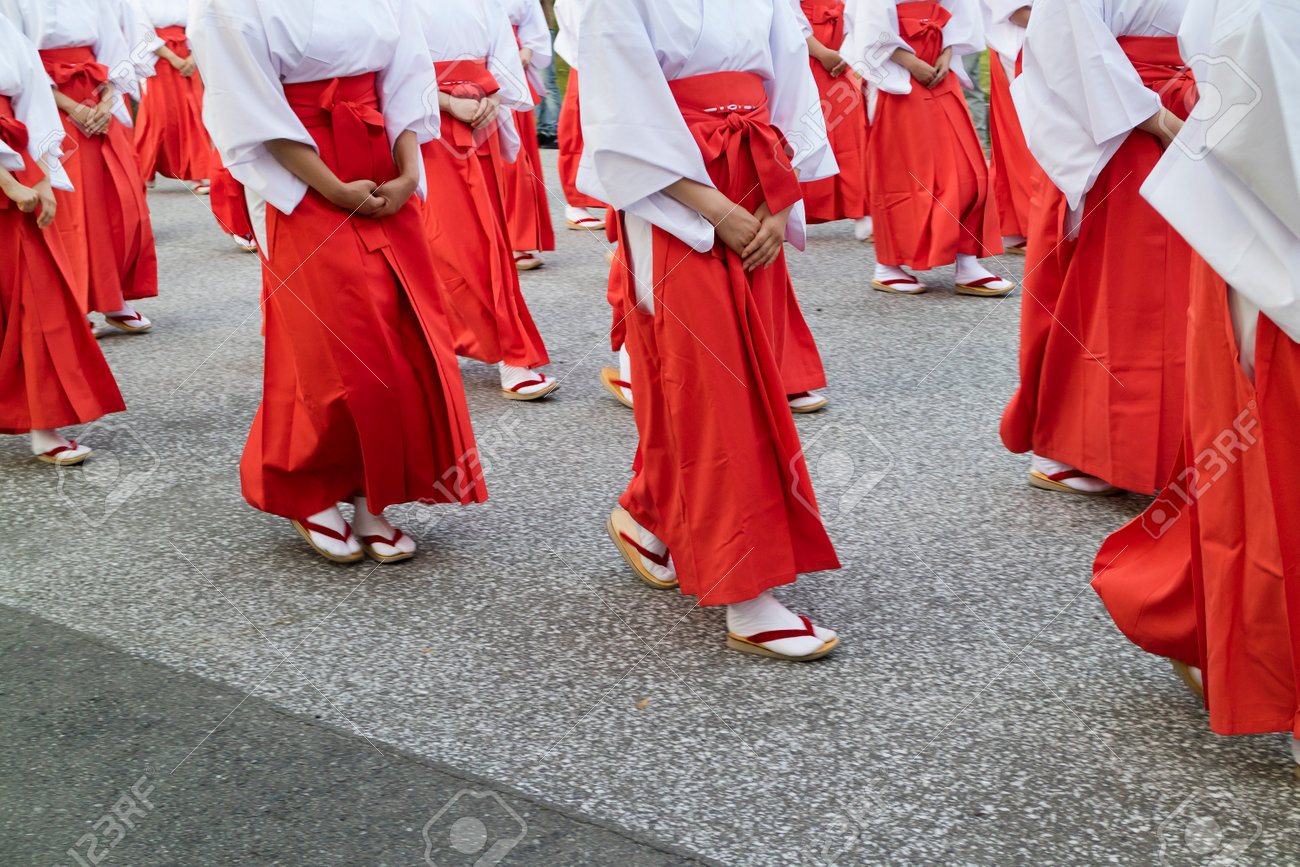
left=663, top=177, right=734, bottom=225
left=266, top=139, right=343, bottom=199
left=392, top=130, right=420, bottom=180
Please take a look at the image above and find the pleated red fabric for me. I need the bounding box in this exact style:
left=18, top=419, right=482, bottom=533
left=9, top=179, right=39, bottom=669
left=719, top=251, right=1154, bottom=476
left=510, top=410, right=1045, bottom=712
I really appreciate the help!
left=1001, top=37, right=1193, bottom=494
left=132, top=26, right=212, bottom=182
left=0, top=96, right=124, bottom=434
left=987, top=49, right=1032, bottom=240
left=867, top=1, right=1000, bottom=269
left=240, top=74, right=487, bottom=519
left=40, top=47, right=158, bottom=314
left=1093, top=257, right=1300, bottom=738
left=208, top=150, right=254, bottom=239
left=556, top=68, right=607, bottom=210
left=500, top=31, right=555, bottom=252
left=418, top=58, right=549, bottom=369
left=617, top=71, right=840, bottom=606
left=797, top=0, right=869, bottom=224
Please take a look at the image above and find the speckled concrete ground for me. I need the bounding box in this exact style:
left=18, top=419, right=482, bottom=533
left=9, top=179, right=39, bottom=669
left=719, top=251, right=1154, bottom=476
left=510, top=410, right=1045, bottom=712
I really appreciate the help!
left=2, top=156, right=1298, bottom=866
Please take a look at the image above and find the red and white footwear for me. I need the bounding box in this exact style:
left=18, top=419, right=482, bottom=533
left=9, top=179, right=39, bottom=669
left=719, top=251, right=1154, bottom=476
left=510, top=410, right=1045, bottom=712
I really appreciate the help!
left=726, top=616, right=839, bottom=661
left=1029, top=455, right=1120, bottom=496
left=359, top=529, right=416, bottom=564
left=853, top=216, right=874, bottom=242
left=606, top=507, right=677, bottom=589
left=500, top=363, right=560, bottom=401
left=232, top=234, right=259, bottom=253
left=103, top=308, right=153, bottom=333
left=191, top=180, right=211, bottom=195
left=955, top=276, right=1016, bottom=297
left=600, top=367, right=633, bottom=408
left=871, top=265, right=925, bottom=294
left=788, top=391, right=828, bottom=414
left=514, top=251, right=544, bottom=271
left=565, top=206, right=605, bottom=231
left=291, top=513, right=364, bottom=564
left=35, top=441, right=92, bottom=466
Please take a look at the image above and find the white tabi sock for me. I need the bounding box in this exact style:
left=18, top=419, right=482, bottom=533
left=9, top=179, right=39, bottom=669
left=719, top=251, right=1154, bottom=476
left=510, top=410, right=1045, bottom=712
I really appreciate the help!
left=853, top=216, right=874, bottom=241
left=955, top=254, right=1011, bottom=287
left=351, top=496, right=416, bottom=557
left=302, top=505, right=362, bottom=559
left=873, top=264, right=917, bottom=284
left=498, top=362, right=553, bottom=395
left=726, top=591, right=835, bottom=656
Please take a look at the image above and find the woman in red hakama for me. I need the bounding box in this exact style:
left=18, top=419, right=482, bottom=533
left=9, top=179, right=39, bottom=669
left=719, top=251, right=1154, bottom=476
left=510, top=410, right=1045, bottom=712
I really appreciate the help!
left=0, top=30, right=125, bottom=466
left=553, top=0, right=608, bottom=231
left=190, top=0, right=488, bottom=564
left=1092, top=0, right=1300, bottom=769
left=797, top=0, right=871, bottom=229
left=584, top=0, right=841, bottom=661
left=501, top=0, right=556, bottom=270
left=846, top=0, right=1010, bottom=296
left=1001, top=34, right=1193, bottom=496
left=133, top=25, right=212, bottom=188
left=982, top=2, right=1033, bottom=249
left=421, top=57, right=557, bottom=400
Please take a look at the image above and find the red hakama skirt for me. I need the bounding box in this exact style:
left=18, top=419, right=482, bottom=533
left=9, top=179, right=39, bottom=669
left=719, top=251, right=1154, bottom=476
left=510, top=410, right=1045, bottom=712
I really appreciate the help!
left=556, top=69, right=607, bottom=210
left=867, top=2, right=1000, bottom=269
left=40, top=47, right=158, bottom=314
left=798, top=0, right=870, bottom=224
left=501, top=33, right=555, bottom=253
left=1093, top=257, right=1300, bottom=738
left=240, top=74, right=486, bottom=519
left=418, top=59, right=549, bottom=370
left=987, top=49, right=1032, bottom=240
left=1001, top=37, right=1194, bottom=494
left=0, top=98, right=124, bottom=434
left=617, top=71, right=841, bottom=606
left=208, top=149, right=255, bottom=239
left=132, top=26, right=211, bottom=182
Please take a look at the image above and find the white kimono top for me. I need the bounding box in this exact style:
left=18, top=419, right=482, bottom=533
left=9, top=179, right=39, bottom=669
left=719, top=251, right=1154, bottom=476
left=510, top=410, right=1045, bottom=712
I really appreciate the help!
left=502, top=0, right=552, bottom=97
left=1013, top=0, right=1187, bottom=212
left=981, top=0, right=1030, bottom=75
left=415, top=0, right=531, bottom=162
left=553, top=0, right=579, bottom=66
left=188, top=0, right=439, bottom=215
left=1142, top=0, right=1300, bottom=342
left=843, top=0, right=983, bottom=94
left=577, top=0, right=836, bottom=253
left=0, top=14, right=72, bottom=190
left=138, top=0, right=186, bottom=28
left=0, top=0, right=139, bottom=124
left=117, top=0, right=163, bottom=92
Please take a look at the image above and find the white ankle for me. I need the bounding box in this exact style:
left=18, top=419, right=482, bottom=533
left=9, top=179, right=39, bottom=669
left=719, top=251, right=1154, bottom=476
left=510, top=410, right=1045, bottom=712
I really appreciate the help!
left=632, top=516, right=675, bottom=583
left=617, top=345, right=633, bottom=402
left=854, top=216, right=874, bottom=241
left=727, top=591, right=834, bottom=656
left=873, top=264, right=915, bottom=283
left=351, top=496, right=416, bottom=556
left=302, top=505, right=362, bottom=558
left=498, top=362, right=552, bottom=393
left=30, top=429, right=71, bottom=455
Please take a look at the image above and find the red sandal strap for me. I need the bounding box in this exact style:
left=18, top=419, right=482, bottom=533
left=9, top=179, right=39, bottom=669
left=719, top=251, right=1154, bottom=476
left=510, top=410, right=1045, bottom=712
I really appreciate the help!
left=571, top=217, right=602, bottom=226
left=742, top=616, right=817, bottom=645
left=1046, top=469, right=1091, bottom=482
left=877, top=278, right=920, bottom=286
left=619, top=530, right=669, bottom=568
left=610, top=379, right=632, bottom=389
left=509, top=378, right=549, bottom=392
left=298, top=520, right=354, bottom=544
left=41, top=442, right=79, bottom=458
left=959, top=277, right=1007, bottom=287
left=106, top=311, right=144, bottom=324
left=362, top=529, right=406, bottom=548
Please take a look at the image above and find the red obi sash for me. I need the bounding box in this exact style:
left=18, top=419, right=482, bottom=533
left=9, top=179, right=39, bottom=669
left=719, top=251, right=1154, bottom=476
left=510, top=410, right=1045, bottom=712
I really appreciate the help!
left=40, top=47, right=109, bottom=105
left=283, top=74, right=395, bottom=187
left=801, top=0, right=847, bottom=47
left=896, top=1, right=951, bottom=65
left=0, top=96, right=29, bottom=211
left=666, top=71, right=802, bottom=218
left=156, top=25, right=191, bottom=58
left=433, top=58, right=502, bottom=152
left=1118, top=36, right=1197, bottom=118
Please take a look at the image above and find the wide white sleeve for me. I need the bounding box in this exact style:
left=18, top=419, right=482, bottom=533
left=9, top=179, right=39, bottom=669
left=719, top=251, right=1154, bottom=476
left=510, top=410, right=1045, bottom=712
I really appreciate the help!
left=1012, top=0, right=1160, bottom=209
left=843, top=0, right=912, bottom=95
left=941, top=0, right=984, bottom=55
left=0, top=18, right=72, bottom=189
left=552, top=0, right=577, bottom=65
left=189, top=0, right=314, bottom=213
left=515, top=0, right=552, bottom=67
left=769, top=0, right=836, bottom=249
left=576, top=0, right=717, bottom=251
left=121, top=0, right=165, bottom=83
left=984, top=0, right=1030, bottom=25
left=0, top=0, right=34, bottom=40
left=789, top=0, right=814, bottom=38
left=486, top=1, right=534, bottom=113
left=378, top=0, right=441, bottom=199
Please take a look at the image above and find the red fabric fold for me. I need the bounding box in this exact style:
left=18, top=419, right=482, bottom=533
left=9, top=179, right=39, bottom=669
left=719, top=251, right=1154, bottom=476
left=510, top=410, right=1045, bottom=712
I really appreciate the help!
left=133, top=25, right=212, bottom=182
left=557, top=69, right=607, bottom=209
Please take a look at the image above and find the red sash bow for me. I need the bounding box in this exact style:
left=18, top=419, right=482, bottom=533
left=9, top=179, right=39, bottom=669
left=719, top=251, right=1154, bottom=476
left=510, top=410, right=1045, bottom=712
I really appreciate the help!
left=801, top=1, right=847, bottom=49
left=156, top=25, right=192, bottom=59
left=284, top=74, right=394, bottom=187
left=667, top=71, right=803, bottom=223
left=896, top=1, right=952, bottom=64
left=39, top=47, right=109, bottom=105
left=433, top=58, right=502, bottom=153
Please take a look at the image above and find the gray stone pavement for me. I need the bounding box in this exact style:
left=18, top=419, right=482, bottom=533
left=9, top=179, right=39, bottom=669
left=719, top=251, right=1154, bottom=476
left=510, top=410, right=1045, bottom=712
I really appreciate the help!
left=2, top=154, right=1298, bottom=866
